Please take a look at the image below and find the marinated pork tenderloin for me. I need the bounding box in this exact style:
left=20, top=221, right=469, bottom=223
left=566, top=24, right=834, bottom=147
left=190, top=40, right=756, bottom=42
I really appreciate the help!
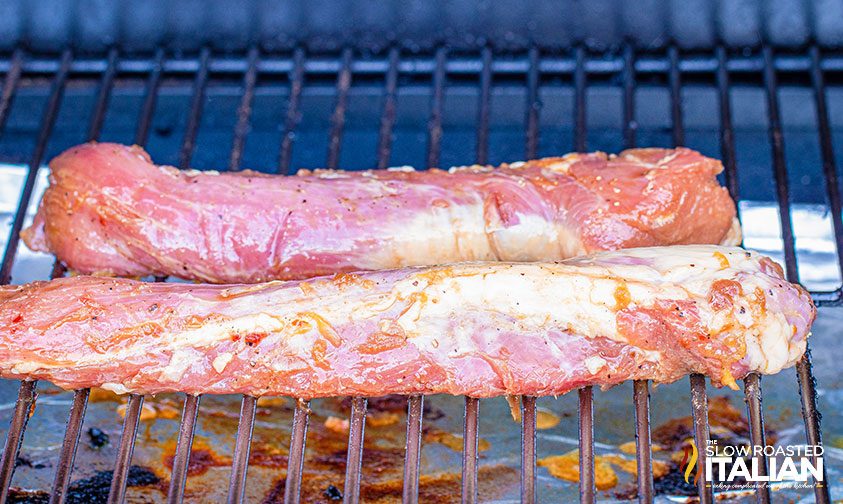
left=0, top=246, right=812, bottom=398
left=21, top=143, right=741, bottom=283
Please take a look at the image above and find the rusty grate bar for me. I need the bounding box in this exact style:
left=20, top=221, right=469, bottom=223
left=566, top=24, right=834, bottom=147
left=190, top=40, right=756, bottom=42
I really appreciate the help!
left=461, top=397, right=480, bottom=504
left=689, top=375, right=713, bottom=503
left=227, top=395, right=257, bottom=504
left=229, top=46, right=260, bottom=172
left=762, top=46, right=830, bottom=503
left=107, top=394, right=144, bottom=504
left=0, top=380, right=37, bottom=503
left=167, top=394, right=202, bottom=503
left=376, top=47, right=399, bottom=170
left=427, top=46, right=447, bottom=168
left=284, top=399, right=311, bottom=504
left=280, top=47, right=305, bottom=175
left=342, top=397, right=367, bottom=504
left=521, top=396, right=537, bottom=504
left=402, top=395, right=424, bottom=503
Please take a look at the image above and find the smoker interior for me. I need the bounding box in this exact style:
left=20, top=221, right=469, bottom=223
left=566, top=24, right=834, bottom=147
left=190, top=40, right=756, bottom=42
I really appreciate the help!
left=0, top=42, right=841, bottom=503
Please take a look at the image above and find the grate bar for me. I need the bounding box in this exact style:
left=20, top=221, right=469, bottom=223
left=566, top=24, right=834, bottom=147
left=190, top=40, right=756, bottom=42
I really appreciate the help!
left=811, top=45, right=843, bottom=282
left=525, top=46, right=540, bottom=159
left=179, top=46, right=210, bottom=170
left=716, top=46, right=740, bottom=202
left=107, top=394, right=144, bottom=504
left=0, top=49, right=22, bottom=134
left=167, top=394, right=201, bottom=503
left=49, top=388, right=90, bottom=504
left=717, top=47, right=772, bottom=504
left=622, top=45, right=636, bottom=150
left=279, top=48, right=305, bottom=175
left=326, top=47, right=353, bottom=170
left=402, top=395, right=424, bottom=504
left=134, top=48, right=165, bottom=146
left=669, top=46, right=684, bottom=147
left=47, top=45, right=120, bottom=501
left=0, top=49, right=71, bottom=285
left=427, top=46, right=447, bottom=168
left=86, top=47, right=118, bottom=142
left=342, top=397, right=367, bottom=504
left=578, top=387, right=595, bottom=503
left=0, top=380, right=37, bottom=503
left=763, top=46, right=830, bottom=502
left=476, top=46, right=492, bottom=165
left=229, top=46, right=260, bottom=172
left=376, top=47, right=399, bottom=170
left=283, top=399, right=311, bottom=504
left=521, top=396, right=537, bottom=504
left=624, top=48, right=654, bottom=503
left=689, top=375, right=713, bottom=503
left=226, top=395, right=257, bottom=504
left=574, top=46, right=587, bottom=152
left=762, top=46, right=798, bottom=280
left=632, top=381, right=653, bottom=503
left=461, top=397, right=479, bottom=504
left=743, top=374, right=771, bottom=503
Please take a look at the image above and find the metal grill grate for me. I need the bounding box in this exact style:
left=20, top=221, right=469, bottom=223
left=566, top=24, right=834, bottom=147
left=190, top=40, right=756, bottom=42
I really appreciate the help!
left=0, top=45, right=838, bottom=503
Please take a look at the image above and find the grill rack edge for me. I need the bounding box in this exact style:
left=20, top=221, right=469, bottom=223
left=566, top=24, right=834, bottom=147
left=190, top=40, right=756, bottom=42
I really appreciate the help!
left=0, top=44, right=835, bottom=504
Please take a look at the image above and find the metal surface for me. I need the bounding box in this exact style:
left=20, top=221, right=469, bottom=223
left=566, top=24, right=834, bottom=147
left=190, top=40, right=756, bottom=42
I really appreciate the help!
left=461, top=397, right=479, bottom=504
left=167, top=394, right=202, bottom=503
left=402, top=395, right=424, bottom=504
left=227, top=395, right=257, bottom=504
left=342, top=397, right=367, bottom=504
left=107, top=394, right=144, bottom=504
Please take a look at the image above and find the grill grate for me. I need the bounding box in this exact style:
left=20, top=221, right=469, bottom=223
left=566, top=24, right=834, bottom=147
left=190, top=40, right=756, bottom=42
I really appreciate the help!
left=0, top=45, right=837, bottom=503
